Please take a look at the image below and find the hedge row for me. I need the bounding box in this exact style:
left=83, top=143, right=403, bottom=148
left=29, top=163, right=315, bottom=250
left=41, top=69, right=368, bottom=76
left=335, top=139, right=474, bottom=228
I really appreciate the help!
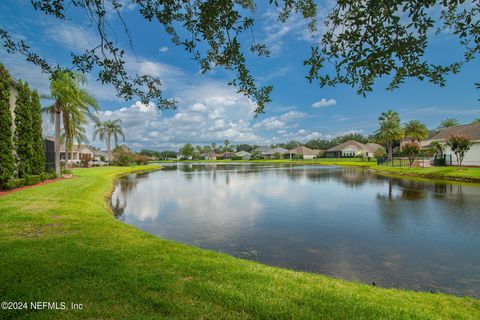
left=1, top=172, right=57, bottom=191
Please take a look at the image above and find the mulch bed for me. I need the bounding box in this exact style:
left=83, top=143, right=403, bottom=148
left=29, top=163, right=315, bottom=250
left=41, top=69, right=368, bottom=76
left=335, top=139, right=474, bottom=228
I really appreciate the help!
left=0, top=178, right=65, bottom=197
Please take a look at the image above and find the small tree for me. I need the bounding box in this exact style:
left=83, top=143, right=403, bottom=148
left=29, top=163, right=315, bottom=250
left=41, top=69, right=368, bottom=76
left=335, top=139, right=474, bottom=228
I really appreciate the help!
left=30, top=90, right=45, bottom=174
left=446, top=134, right=473, bottom=166
left=0, top=63, right=15, bottom=186
left=14, top=81, right=34, bottom=178
left=430, top=141, right=444, bottom=158
left=134, top=154, right=148, bottom=165
left=112, top=145, right=134, bottom=166
left=401, top=142, right=421, bottom=167
left=79, top=154, right=92, bottom=168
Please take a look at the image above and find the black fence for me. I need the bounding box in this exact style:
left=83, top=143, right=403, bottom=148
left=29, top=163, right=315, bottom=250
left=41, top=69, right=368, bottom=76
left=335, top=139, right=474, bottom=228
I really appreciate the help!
left=377, top=155, right=452, bottom=167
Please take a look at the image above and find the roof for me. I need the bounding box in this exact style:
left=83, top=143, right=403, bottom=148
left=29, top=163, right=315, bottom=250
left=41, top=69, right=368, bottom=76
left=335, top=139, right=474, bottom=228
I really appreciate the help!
left=429, top=123, right=480, bottom=141
left=236, top=151, right=251, bottom=156
left=60, top=144, right=95, bottom=153
left=326, top=140, right=382, bottom=153
left=286, top=146, right=318, bottom=155
left=252, top=146, right=271, bottom=153
left=264, top=147, right=288, bottom=155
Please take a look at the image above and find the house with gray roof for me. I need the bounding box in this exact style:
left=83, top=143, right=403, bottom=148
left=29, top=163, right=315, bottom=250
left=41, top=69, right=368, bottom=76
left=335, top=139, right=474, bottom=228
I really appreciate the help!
left=421, top=123, right=480, bottom=166
left=286, top=146, right=321, bottom=160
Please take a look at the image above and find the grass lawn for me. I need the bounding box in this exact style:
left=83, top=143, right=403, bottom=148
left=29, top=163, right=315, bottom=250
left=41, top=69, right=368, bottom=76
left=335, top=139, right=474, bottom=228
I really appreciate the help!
left=0, top=165, right=479, bottom=319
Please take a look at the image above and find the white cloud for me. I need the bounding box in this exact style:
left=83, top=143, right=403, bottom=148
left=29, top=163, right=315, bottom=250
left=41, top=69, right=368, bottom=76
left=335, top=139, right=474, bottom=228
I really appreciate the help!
left=252, top=110, right=306, bottom=130
left=158, top=46, right=169, bottom=53
left=312, top=98, right=337, bottom=108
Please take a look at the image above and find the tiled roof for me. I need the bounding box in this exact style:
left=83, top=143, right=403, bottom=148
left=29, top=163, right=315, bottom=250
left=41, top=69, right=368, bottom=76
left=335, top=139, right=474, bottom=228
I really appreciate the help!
left=326, top=140, right=382, bottom=153
left=286, top=146, right=318, bottom=155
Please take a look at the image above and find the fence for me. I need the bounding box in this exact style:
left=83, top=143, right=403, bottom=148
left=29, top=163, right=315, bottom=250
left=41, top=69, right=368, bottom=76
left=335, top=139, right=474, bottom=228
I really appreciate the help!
left=377, top=155, right=452, bottom=168
left=315, top=157, right=376, bottom=162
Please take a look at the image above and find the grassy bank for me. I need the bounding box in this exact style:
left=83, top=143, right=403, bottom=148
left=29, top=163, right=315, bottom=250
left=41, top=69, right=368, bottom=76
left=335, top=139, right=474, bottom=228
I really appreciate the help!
left=0, top=166, right=479, bottom=319
left=154, top=159, right=480, bottom=182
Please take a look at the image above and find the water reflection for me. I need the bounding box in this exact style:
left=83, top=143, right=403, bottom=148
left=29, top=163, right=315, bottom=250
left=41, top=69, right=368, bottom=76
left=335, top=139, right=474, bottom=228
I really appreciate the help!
left=111, top=163, right=480, bottom=297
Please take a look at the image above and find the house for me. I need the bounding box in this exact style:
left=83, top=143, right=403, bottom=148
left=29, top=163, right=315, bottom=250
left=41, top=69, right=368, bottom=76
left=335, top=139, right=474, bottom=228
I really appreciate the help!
left=219, top=151, right=237, bottom=159
left=421, top=123, right=480, bottom=166
left=286, top=146, right=321, bottom=160
left=235, top=151, right=251, bottom=160
left=202, top=151, right=218, bottom=160
left=263, top=147, right=288, bottom=159
left=251, top=146, right=271, bottom=158
left=325, top=140, right=382, bottom=158
left=60, top=143, right=95, bottom=164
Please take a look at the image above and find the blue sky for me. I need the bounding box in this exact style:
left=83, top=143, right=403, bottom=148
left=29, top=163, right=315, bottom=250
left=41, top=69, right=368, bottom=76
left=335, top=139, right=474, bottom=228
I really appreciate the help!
left=1, top=0, right=479, bottom=150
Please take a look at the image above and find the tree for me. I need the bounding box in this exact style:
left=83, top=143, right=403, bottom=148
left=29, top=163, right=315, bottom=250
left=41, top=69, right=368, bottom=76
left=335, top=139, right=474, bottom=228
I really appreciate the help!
left=438, top=118, right=459, bottom=130
left=223, top=140, right=230, bottom=152
left=404, top=120, right=429, bottom=142
left=446, top=134, right=473, bottom=166
left=112, top=145, right=134, bottom=166
left=235, top=144, right=253, bottom=152
left=374, top=148, right=386, bottom=159
left=3, top=2, right=479, bottom=113
left=180, top=143, right=194, bottom=159
left=61, top=109, right=89, bottom=168
left=430, top=141, right=444, bottom=158
left=0, top=63, right=15, bottom=185
left=211, top=143, right=217, bottom=153
left=93, top=119, right=125, bottom=164
left=30, top=90, right=45, bottom=175
left=401, top=142, right=421, bottom=168
left=374, top=111, right=403, bottom=161
left=471, top=118, right=480, bottom=124
left=14, top=81, right=33, bottom=178
left=43, top=71, right=98, bottom=176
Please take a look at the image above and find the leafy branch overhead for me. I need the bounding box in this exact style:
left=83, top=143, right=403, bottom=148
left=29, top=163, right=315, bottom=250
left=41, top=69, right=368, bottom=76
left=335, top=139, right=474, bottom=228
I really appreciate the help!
left=1, top=0, right=479, bottom=113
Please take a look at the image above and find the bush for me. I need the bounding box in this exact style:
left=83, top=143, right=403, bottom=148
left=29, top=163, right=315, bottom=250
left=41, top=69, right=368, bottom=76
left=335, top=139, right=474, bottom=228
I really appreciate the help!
left=374, top=148, right=387, bottom=159
left=113, top=145, right=135, bottom=166
left=231, top=156, right=243, bottom=160
left=134, top=154, right=149, bottom=165
left=80, top=154, right=92, bottom=168
left=25, top=175, right=42, bottom=186
left=5, top=178, right=26, bottom=190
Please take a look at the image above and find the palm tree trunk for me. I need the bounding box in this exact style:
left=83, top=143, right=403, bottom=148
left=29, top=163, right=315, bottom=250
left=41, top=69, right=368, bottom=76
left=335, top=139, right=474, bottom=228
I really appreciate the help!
left=55, top=110, right=61, bottom=177
left=388, top=141, right=393, bottom=161
left=107, top=135, right=111, bottom=165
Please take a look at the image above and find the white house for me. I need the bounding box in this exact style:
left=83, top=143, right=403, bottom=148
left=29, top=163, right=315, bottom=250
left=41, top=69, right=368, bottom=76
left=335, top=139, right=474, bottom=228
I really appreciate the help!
left=422, top=123, right=480, bottom=166
left=325, top=140, right=382, bottom=158
left=286, top=146, right=321, bottom=160
left=235, top=151, right=251, bottom=160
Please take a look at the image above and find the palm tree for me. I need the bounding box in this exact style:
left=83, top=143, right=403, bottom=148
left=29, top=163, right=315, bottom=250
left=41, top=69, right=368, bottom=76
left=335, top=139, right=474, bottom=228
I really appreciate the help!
left=93, top=119, right=125, bottom=164
left=223, top=139, right=230, bottom=152
left=379, top=110, right=400, bottom=124
left=42, top=71, right=98, bottom=176
left=430, top=141, right=444, bottom=158
left=374, top=111, right=403, bottom=161
left=437, top=118, right=459, bottom=130
left=404, top=120, right=429, bottom=142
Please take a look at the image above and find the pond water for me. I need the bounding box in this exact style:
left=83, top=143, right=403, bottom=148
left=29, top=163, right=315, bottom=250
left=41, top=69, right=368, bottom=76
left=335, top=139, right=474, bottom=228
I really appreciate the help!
left=111, top=163, right=480, bottom=297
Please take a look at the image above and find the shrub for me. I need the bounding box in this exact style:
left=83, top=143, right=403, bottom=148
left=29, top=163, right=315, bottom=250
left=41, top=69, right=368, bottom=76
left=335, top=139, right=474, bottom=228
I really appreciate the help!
left=447, top=134, right=473, bottom=166
left=80, top=154, right=92, bottom=168
left=25, top=175, right=42, bottom=186
left=231, top=156, right=243, bottom=160
left=134, top=154, right=149, bottom=165
left=5, top=178, right=26, bottom=190
left=113, top=145, right=135, bottom=166
left=374, top=148, right=387, bottom=159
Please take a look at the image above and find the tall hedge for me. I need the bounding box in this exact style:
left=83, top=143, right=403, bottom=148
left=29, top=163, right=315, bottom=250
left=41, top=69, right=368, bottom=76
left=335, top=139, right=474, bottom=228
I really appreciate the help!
left=30, top=90, right=45, bottom=174
left=14, top=81, right=34, bottom=178
left=0, top=64, right=15, bottom=184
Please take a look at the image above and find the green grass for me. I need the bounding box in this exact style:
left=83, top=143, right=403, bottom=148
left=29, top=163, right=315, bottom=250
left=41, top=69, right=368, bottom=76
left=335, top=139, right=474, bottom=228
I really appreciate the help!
left=0, top=165, right=479, bottom=319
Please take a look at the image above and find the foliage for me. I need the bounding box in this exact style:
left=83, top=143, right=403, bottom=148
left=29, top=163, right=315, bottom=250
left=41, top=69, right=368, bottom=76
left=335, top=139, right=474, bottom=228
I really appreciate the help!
left=438, top=118, right=459, bottom=130
left=79, top=154, right=92, bottom=168
left=235, top=144, right=254, bottom=152
left=180, top=143, right=194, bottom=159
left=134, top=154, right=149, bottom=165
left=43, top=70, right=98, bottom=176
left=112, top=145, right=135, bottom=166
left=305, top=1, right=477, bottom=95
left=472, top=118, right=480, bottom=124
left=251, top=150, right=262, bottom=160
left=13, top=81, right=33, bottom=178
left=0, top=63, right=15, bottom=185
left=374, top=148, right=386, bottom=159
left=430, top=141, right=444, bottom=158
left=374, top=110, right=403, bottom=160
left=446, top=134, right=473, bottom=166
left=30, top=90, right=45, bottom=175
left=403, top=120, right=429, bottom=142
left=93, top=119, right=124, bottom=163
left=158, top=151, right=178, bottom=160
left=401, top=142, right=421, bottom=167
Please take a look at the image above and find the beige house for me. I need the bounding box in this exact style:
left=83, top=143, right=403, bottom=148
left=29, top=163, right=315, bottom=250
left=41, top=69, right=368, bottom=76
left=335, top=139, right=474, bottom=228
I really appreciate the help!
left=286, top=146, right=322, bottom=160
left=325, top=140, right=382, bottom=158
left=422, top=123, right=480, bottom=166
left=44, top=137, right=95, bottom=164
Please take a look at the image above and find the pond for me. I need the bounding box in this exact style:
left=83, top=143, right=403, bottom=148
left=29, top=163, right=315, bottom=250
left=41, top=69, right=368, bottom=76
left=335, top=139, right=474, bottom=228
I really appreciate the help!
left=110, top=163, right=480, bottom=297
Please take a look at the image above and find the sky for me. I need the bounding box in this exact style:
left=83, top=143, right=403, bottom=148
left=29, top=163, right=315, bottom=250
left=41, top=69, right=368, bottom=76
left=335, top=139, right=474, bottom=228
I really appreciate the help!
left=1, top=0, right=479, bottom=151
